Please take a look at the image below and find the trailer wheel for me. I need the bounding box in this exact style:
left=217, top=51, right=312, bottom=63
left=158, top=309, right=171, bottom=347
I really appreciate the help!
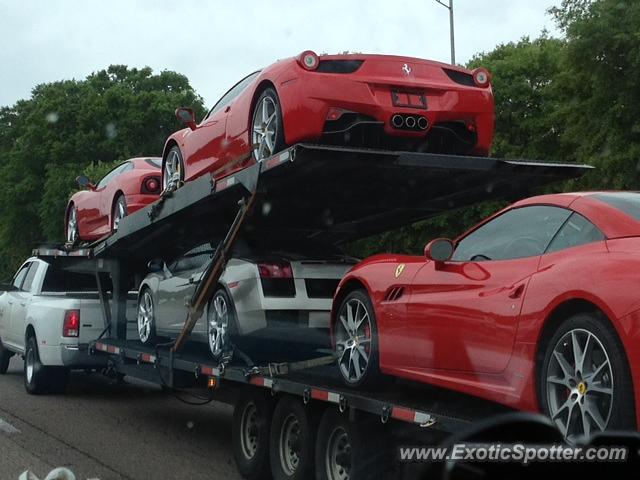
left=315, top=408, right=391, bottom=480
left=24, top=336, right=48, bottom=394
left=270, top=396, right=319, bottom=480
left=0, top=338, right=13, bottom=374
left=233, top=387, right=273, bottom=480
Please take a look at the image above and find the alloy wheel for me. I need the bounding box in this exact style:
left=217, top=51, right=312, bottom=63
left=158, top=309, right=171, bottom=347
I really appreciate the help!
left=546, top=328, right=614, bottom=441
left=112, top=197, right=126, bottom=231
left=137, top=291, right=154, bottom=343
left=335, top=298, right=372, bottom=384
left=163, top=150, right=182, bottom=191
left=208, top=293, right=229, bottom=358
left=251, top=96, right=278, bottom=161
left=67, top=207, right=78, bottom=243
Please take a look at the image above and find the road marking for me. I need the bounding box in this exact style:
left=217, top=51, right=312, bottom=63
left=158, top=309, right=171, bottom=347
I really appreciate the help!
left=0, top=417, right=20, bottom=434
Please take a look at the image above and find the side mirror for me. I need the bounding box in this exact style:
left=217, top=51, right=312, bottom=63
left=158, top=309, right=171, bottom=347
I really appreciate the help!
left=175, top=107, right=197, bottom=131
left=424, top=238, right=454, bottom=263
left=76, top=175, right=96, bottom=190
left=147, top=259, right=165, bottom=273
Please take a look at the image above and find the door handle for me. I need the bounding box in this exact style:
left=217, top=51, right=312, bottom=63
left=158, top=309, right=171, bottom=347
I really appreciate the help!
left=508, top=284, right=525, bottom=299
left=224, top=106, right=231, bottom=113
left=19, top=302, right=26, bottom=307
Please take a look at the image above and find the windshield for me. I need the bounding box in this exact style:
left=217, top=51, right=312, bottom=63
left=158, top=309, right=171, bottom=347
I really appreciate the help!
left=1, top=1, right=638, bottom=479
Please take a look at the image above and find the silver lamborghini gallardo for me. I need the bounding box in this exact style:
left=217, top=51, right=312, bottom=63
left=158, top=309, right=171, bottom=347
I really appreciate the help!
left=136, top=237, right=356, bottom=358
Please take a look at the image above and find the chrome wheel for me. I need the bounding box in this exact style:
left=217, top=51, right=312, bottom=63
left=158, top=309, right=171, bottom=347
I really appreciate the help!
left=278, top=413, right=301, bottom=476
left=546, top=328, right=614, bottom=441
left=67, top=207, right=78, bottom=243
left=163, top=149, right=182, bottom=190
left=325, top=426, right=350, bottom=480
left=252, top=96, right=278, bottom=161
left=240, top=402, right=259, bottom=460
left=112, top=196, right=127, bottom=231
left=208, top=293, right=230, bottom=358
left=25, top=347, right=35, bottom=384
left=137, top=291, right=154, bottom=343
left=335, top=298, right=372, bottom=384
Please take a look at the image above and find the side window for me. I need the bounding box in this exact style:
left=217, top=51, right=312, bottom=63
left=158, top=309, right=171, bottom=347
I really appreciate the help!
left=12, top=264, right=30, bottom=290
left=21, top=263, right=40, bottom=293
left=171, top=244, right=215, bottom=273
left=97, top=162, right=130, bottom=189
left=207, top=71, right=260, bottom=118
left=452, top=206, right=572, bottom=261
left=546, top=213, right=604, bottom=253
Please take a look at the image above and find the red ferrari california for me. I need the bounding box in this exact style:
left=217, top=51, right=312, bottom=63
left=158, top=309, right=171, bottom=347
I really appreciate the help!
left=331, top=191, right=640, bottom=440
left=65, top=157, right=162, bottom=243
left=161, top=51, right=494, bottom=190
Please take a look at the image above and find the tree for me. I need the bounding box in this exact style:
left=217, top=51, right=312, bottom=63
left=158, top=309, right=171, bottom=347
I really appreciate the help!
left=0, top=65, right=205, bottom=279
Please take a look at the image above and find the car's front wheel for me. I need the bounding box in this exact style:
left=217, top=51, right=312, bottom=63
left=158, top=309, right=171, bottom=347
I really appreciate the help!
left=539, top=312, right=636, bottom=441
left=251, top=88, right=286, bottom=162
left=137, top=288, right=157, bottom=345
left=334, top=289, right=382, bottom=389
left=162, top=146, right=185, bottom=191
left=66, top=204, right=79, bottom=244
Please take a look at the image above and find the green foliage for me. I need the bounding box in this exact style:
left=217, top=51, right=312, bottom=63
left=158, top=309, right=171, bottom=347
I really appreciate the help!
left=0, top=65, right=205, bottom=279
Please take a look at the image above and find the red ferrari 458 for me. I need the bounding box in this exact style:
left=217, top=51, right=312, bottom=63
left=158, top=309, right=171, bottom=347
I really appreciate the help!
left=331, top=191, right=640, bottom=440
left=65, top=157, right=162, bottom=243
left=161, top=51, right=494, bottom=190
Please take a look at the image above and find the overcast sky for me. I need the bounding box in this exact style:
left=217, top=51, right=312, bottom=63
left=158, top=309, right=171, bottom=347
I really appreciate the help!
left=0, top=0, right=562, bottom=108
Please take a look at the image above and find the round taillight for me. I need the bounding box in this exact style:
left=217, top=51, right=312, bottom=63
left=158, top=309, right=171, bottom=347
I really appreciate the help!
left=145, top=178, right=160, bottom=193
left=298, top=50, right=319, bottom=71
left=473, top=68, right=491, bottom=87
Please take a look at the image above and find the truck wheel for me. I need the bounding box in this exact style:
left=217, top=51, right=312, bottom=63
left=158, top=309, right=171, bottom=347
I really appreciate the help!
left=233, top=387, right=273, bottom=480
left=48, top=367, right=69, bottom=394
left=0, top=338, right=13, bottom=374
left=315, top=408, right=392, bottom=480
left=24, top=336, right=47, bottom=395
left=270, top=396, right=319, bottom=480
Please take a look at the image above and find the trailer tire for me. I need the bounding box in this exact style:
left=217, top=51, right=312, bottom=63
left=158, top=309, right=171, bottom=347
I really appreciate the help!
left=315, top=408, right=391, bottom=480
left=24, top=335, right=48, bottom=395
left=0, top=338, right=13, bottom=374
left=233, top=387, right=273, bottom=480
left=270, top=395, right=319, bottom=480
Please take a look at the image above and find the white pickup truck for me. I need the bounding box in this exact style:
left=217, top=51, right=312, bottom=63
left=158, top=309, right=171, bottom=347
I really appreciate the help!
left=0, top=257, right=135, bottom=394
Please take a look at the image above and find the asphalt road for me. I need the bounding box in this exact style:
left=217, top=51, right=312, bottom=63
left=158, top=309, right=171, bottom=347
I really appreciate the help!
left=0, top=356, right=241, bottom=480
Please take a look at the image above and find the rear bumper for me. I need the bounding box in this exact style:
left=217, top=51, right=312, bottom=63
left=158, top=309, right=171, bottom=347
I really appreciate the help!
left=61, top=344, right=108, bottom=369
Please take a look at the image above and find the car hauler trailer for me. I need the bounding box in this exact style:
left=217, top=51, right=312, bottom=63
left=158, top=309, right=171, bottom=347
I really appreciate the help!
left=34, top=144, right=591, bottom=480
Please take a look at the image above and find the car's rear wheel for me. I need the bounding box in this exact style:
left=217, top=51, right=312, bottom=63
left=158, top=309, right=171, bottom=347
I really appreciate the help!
left=539, top=312, right=636, bottom=441
left=0, top=338, right=13, bottom=374
left=334, top=290, right=381, bottom=389
left=162, top=146, right=184, bottom=191
left=66, top=204, right=79, bottom=244
left=137, top=288, right=157, bottom=345
left=207, top=289, right=236, bottom=359
left=111, top=194, right=127, bottom=232
left=251, top=88, right=285, bottom=162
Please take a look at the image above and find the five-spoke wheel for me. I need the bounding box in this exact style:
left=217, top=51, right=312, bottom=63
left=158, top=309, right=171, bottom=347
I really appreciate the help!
left=162, top=146, right=184, bottom=191
left=137, top=289, right=156, bottom=344
left=66, top=205, right=79, bottom=244
left=251, top=88, right=285, bottom=162
left=208, top=289, right=234, bottom=359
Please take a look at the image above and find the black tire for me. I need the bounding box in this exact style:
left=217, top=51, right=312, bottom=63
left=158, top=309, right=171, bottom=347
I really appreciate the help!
left=47, top=367, right=69, bottom=394
left=207, top=288, right=238, bottom=359
left=315, top=407, right=392, bottom=480
left=270, top=396, right=319, bottom=480
left=111, top=194, right=128, bottom=232
left=137, top=288, right=157, bottom=345
left=0, top=338, right=13, bottom=374
left=24, top=335, right=48, bottom=395
left=539, top=312, right=636, bottom=440
left=251, top=88, right=286, bottom=162
left=334, top=289, right=382, bottom=389
left=162, top=145, right=185, bottom=191
left=232, top=387, right=273, bottom=480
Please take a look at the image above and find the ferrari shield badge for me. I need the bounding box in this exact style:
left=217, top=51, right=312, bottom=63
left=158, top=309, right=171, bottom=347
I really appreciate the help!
left=395, top=263, right=406, bottom=278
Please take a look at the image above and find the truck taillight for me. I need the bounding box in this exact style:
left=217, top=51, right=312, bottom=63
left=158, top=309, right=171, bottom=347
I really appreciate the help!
left=258, top=262, right=293, bottom=278
left=63, top=309, right=80, bottom=337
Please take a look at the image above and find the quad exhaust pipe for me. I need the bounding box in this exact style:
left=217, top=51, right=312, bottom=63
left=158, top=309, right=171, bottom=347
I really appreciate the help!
left=391, top=114, right=429, bottom=131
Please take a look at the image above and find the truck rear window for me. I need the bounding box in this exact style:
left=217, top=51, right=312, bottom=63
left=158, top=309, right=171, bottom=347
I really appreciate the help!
left=41, top=268, right=111, bottom=292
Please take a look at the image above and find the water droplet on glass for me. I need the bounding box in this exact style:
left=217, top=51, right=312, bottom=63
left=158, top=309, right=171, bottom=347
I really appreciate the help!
left=46, top=112, right=59, bottom=123
left=105, top=122, right=117, bottom=139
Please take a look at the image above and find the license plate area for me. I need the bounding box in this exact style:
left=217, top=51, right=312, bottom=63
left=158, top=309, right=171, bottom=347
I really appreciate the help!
left=391, top=89, right=427, bottom=109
